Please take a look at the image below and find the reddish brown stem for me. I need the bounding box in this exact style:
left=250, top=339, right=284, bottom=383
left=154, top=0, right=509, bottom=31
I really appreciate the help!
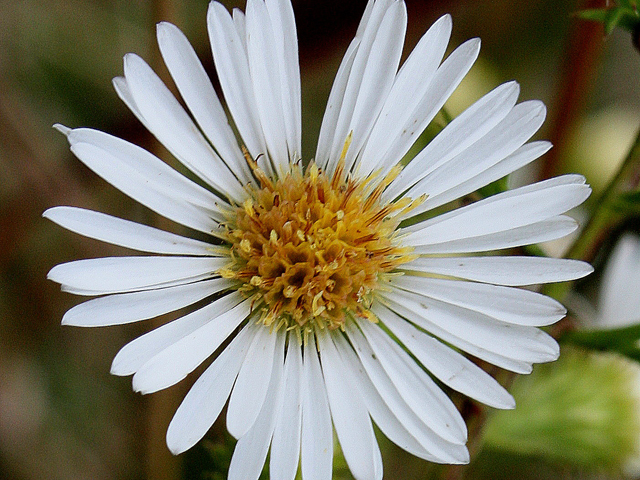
left=541, top=0, right=607, bottom=180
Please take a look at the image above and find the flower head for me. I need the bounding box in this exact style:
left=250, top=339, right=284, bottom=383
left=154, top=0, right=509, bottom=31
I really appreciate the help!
left=595, top=232, right=640, bottom=328
left=46, top=1, right=593, bottom=478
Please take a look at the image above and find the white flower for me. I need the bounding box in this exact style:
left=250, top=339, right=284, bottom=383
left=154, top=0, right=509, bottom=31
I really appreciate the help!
left=45, top=1, right=593, bottom=479
left=569, top=232, right=640, bottom=330
left=595, top=233, right=640, bottom=329
left=593, top=233, right=640, bottom=476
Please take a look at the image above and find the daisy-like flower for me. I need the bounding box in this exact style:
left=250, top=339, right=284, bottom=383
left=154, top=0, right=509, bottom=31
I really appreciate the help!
left=46, top=0, right=593, bottom=478
left=593, top=233, right=640, bottom=329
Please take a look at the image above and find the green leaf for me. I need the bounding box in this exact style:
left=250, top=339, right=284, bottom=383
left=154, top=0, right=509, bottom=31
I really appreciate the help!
left=577, top=3, right=640, bottom=34
left=577, top=8, right=609, bottom=24
left=619, top=0, right=638, bottom=10
left=611, top=190, right=640, bottom=213
left=562, top=323, right=640, bottom=361
left=484, top=347, right=640, bottom=471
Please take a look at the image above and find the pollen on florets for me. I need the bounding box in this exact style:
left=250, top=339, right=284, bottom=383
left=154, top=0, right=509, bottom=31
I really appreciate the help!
left=220, top=152, right=419, bottom=335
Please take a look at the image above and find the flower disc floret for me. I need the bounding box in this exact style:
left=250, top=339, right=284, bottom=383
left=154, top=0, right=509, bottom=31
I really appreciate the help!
left=221, top=158, right=417, bottom=332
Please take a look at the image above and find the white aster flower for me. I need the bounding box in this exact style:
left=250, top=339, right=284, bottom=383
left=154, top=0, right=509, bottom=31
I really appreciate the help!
left=594, top=233, right=640, bottom=477
left=595, top=232, right=640, bottom=329
left=46, top=0, right=594, bottom=478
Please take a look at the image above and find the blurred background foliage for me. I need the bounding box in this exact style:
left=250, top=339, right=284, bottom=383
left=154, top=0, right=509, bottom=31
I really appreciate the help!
left=2, top=0, right=640, bottom=479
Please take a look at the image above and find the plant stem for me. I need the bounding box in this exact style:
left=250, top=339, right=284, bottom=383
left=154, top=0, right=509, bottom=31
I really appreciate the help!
left=541, top=0, right=606, bottom=180
left=571, top=124, right=640, bottom=258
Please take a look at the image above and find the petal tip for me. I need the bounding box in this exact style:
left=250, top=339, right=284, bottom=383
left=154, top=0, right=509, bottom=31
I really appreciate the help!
left=165, top=435, right=186, bottom=456
left=157, top=21, right=180, bottom=41
left=42, top=207, right=55, bottom=219
left=449, top=447, right=470, bottom=465
left=123, top=52, right=138, bottom=68
left=468, top=37, right=481, bottom=50
left=498, top=393, right=517, bottom=410
left=112, top=76, right=126, bottom=89
left=46, top=265, right=60, bottom=283
left=53, top=123, right=72, bottom=136
left=165, top=421, right=185, bottom=455
left=532, top=100, right=547, bottom=117
left=131, top=378, right=145, bottom=394
left=109, top=358, right=131, bottom=377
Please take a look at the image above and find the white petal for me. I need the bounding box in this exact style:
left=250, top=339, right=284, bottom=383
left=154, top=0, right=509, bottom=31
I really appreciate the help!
left=404, top=177, right=591, bottom=245
left=246, top=0, right=289, bottom=170
left=265, top=0, right=302, bottom=157
left=359, top=37, right=482, bottom=177
left=412, top=215, right=579, bottom=254
left=354, top=320, right=467, bottom=444
left=318, top=329, right=382, bottom=480
left=156, top=22, right=252, bottom=184
left=315, top=39, right=360, bottom=169
left=166, top=323, right=256, bottom=454
left=383, top=289, right=559, bottom=366
left=341, top=1, right=407, bottom=173
left=324, top=0, right=402, bottom=174
left=330, top=333, right=445, bottom=463
left=62, top=278, right=231, bottom=327
left=228, top=330, right=286, bottom=480
left=67, top=141, right=223, bottom=235
left=405, top=100, right=547, bottom=209
left=392, top=275, right=567, bottom=326
left=270, top=337, right=303, bottom=480
left=301, top=336, right=333, bottom=480
left=409, top=141, right=552, bottom=214
left=43, top=206, right=219, bottom=256
left=598, top=233, right=640, bottom=326
left=111, top=292, right=244, bottom=376
left=345, top=322, right=470, bottom=463
left=403, top=256, right=593, bottom=286
left=355, top=0, right=382, bottom=38
left=123, top=53, right=246, bottom=201
left=48, top=256, right=226, bottom=294
left=208, top=2, right=268, bottom=162
left=375, top=303, right=515, bottom=409
left=232, top=8, right=247, bottom=50
left=385, top=81, right=519, bottom=200
left=63, top=127, right=226, bottom=213
left=112, top=77, right=149, bottom=130
left=358, top=14, right=451, bottom=176
left=380, top=295, right=535, bottom=374
left=227, top=323, right=280, bottom=439
left=131, top=298, right=251, bottom=393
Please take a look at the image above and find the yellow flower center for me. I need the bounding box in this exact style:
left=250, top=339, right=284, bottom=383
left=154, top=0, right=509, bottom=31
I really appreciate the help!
left=221, top=147, right=419, bottom=335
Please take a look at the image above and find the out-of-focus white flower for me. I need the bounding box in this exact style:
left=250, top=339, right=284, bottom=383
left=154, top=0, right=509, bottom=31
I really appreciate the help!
left=595, top=232, right=640, bottom=329
left=46, top=1, right=592, bottom=478
left=486, top=233, right=640, bottom=475
left=593, top=232, right=640, bottom=476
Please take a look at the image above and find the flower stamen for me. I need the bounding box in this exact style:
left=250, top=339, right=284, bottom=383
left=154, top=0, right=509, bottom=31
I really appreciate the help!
left=220, top=155, right=417, bottom=333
